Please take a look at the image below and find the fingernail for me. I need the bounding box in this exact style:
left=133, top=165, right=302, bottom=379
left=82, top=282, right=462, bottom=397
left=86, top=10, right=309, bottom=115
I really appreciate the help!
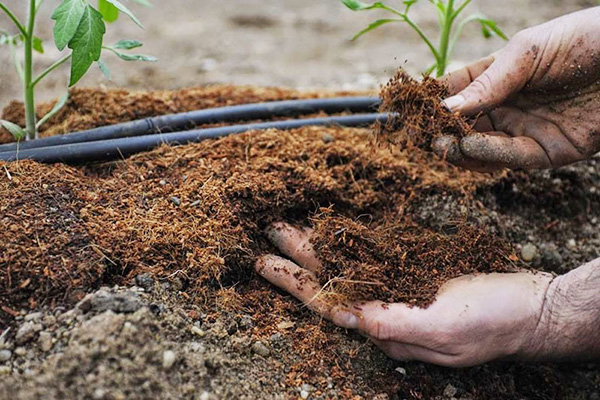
left=442, top=95, right=465, bottom=112
left=333, top=311, right=359, bottom=329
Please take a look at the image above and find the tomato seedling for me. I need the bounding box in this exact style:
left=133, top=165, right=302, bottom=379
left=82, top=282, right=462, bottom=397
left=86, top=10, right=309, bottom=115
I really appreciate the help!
left=0, top=0, right=156, bottom=141
left=342, top=0, right=507, bottom=77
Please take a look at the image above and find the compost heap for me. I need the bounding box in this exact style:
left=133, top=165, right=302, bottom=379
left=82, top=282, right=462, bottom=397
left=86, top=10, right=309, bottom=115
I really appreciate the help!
left=375, top=68, right=473, bottom=150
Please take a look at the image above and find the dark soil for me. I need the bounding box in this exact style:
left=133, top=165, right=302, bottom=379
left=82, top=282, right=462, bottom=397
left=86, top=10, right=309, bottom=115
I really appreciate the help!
left=376, top=69, right=473, bottom=150
left=1, top=86, right=598, bottom=399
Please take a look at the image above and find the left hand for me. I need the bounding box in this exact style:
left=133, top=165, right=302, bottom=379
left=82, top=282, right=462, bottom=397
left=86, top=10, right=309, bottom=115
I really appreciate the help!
left=256, top=222, right=554, bottom=367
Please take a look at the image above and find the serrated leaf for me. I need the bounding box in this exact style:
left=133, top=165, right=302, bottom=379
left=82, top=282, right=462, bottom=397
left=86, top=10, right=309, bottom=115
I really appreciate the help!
left=109, top=49, right=156, bottom=62
left=0, top=120, right=26, bottom=141
left=351, top=18, right=400, bottom=40
left=112, top=39, right=142, bottom=49
left=98, top=0, right=120, bottom=22
left=68, top=5, right=106, bottom=86
left=51, top=0, right=87, bottom=51
left=97, top=59, right=111, bottom=80
left=33, top=36, right=44, bottom=53
left=103, top=0, right=144, bottom=29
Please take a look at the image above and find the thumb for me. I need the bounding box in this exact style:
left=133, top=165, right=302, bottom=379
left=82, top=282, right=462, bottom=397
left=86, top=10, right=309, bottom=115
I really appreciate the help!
left=443, top=46, right=529, bottom=116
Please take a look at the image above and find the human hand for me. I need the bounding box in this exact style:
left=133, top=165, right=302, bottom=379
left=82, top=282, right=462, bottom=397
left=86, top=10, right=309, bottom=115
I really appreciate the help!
left=255, top=222, right=555, bottom=367
left=434, top=7, right=600, bottom=171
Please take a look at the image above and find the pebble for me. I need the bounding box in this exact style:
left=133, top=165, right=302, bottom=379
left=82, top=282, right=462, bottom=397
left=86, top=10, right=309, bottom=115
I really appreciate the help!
left=135, top=273, right=155, bottom=291
left=159, top=179, right=167, bottom=186
left=521, top=243, right=538, bottom=262
left=24, top=312, right=43, bottom=322
left=0, top=366, right=10, bottom=375
left=38, top=331, right=53, bottom=352
left=191, top=326, right=206, bottom=337
left=14, top=347, right=27, bottom=356
left=170, top=196, right=181, bottom=206
left=566, top=238, right=578, bottom=251
left=78, top=290, right=143, bottom=314
left=443, top=383, right=457, bottom=398
left=321, top=133, right=335, bottom=143
left=162, top=350, right=177, bottom=370
left=300, top=390, right=310, bottom=399
left=42, top=315, right=57, bottom=327
left=394, top=367, right=407, bottom=376
left=0, top=350, right=11, bottom=362
left=251, top=341, right=270, bottom=357
left=15, top=322, right=41, bottom=345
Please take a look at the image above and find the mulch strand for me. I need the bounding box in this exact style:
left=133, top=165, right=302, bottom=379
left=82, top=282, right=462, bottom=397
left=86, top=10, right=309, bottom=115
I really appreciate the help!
left=1, top=81, right=597, bottom=399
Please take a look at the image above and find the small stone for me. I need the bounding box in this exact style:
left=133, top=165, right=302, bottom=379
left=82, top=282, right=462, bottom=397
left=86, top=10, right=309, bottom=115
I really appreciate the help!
left=191, top=326, right=205, bottom=337
left=251, top=341, right=270, bottom=357
left=394, top=367, right=406, bottom=376
left=15, top=322, right=38, bottom=345
left=170, top=196, right=181, bottom=206
left=566, top=239, right=577, bottom=250
left=0, top=366, right=10, bottom=375
left=162, top=350, right=177, bottom=370
left=24, top=312, right=43, bottom=322
left=135, top=273, right=154, bottom=291
left=38, top=331, right=53, bottom=352
left=443, top=383, right=457, bottom=398
left=300, top=390, right=310, bottom=399
left=190, top=200, right=201, bottom=207
left=0, top=350, right=11, bottom=362
left=14, top=347, right=27, bottom=356
left=321, top=133, right=335, bottom=143
left=159, top=180, right=167, bottom=186
left=42, top=315, right=57, bottom=327
left=521, top=243, right=537, bottom=262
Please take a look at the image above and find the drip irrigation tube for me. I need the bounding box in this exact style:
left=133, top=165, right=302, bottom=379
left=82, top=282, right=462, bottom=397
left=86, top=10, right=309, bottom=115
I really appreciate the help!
left=0, top=113, right=389, bottom=164
left=0, top=96, right=381, bottom=152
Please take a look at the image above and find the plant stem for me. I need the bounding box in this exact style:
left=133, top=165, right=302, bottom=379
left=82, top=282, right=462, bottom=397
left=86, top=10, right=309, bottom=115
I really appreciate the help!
left=436, top=0, right=455, bottom=77
left=32, top=54, right=71, bottom=88
left=0, top=2, right=27, bottom=37
left=9, top=37, right=24, bottom=81
left=23, top=0, right=37, bottom=140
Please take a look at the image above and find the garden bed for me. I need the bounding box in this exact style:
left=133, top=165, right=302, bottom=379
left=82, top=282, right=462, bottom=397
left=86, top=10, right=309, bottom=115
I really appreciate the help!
left=0, top=85, right=599, bottom=399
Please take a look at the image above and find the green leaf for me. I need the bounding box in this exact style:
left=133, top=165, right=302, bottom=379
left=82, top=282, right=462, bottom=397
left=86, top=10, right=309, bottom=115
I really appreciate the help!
left=342, top=0, right=385, bottom=11
left=68, top=5, right=106, bottom=86
left=97, top=59, right=111, bottom=80
left=0, top=120, right=26, bottom=141
left=98, top=0, right=120, bottom=22
left=112, top=39, right=143, bottom=49
left=36, top=92, right=69, bottom=130
left=102, top=0, right=144, bottom=29
left=108, top=48, right=156, bottom=62
left=351, top=18, right=401, bottom=40
left=128, top=0, right=152, bottom=6
left=51, top=0, right=87, bottom=51
left=33, top=36, right=44, bottom=53
left=478, top=18, right=508, bottom=40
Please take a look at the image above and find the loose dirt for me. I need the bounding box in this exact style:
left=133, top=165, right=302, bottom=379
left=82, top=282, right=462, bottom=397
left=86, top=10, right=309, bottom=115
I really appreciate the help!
left=0, top=86, right=599, bottom=399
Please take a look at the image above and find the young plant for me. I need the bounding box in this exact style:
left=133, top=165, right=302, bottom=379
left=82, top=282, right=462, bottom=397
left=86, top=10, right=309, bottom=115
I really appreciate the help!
left=0, top=0, right=157, bottom=141
left=342, top=0, right=507, bottom=77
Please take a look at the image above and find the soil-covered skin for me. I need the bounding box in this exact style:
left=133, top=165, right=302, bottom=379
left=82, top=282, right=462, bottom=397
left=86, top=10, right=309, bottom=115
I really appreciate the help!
left=1, top=86, right=599, bottom=399
left=375, top=69, right=473, bottom=151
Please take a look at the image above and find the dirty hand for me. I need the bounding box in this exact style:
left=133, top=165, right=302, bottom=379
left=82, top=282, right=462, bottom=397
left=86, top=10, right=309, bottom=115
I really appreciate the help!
left=255, top=223, right=559, bottom=367
left=435, top=7, right=600, bottom=171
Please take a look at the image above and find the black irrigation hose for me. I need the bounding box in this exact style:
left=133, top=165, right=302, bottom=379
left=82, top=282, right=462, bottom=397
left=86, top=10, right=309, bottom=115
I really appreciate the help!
left=0, top=96, right=381, bottom=152
left=0, top=113, right=389, bottom=164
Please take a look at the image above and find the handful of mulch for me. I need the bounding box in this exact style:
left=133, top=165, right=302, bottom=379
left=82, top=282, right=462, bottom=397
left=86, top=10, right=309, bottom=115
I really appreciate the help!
left=376, top=69, right=474, bottom=151
left=310, top=209, right=517, bottom=307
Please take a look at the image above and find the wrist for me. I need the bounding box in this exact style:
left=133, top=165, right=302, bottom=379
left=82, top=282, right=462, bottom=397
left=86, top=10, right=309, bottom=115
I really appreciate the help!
left=519, top=259, right=600, bottom=361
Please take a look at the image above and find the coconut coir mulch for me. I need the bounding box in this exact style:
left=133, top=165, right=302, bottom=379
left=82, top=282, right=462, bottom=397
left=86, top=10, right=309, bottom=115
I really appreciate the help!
left=376, top=69, right=473, bottom=150
left=1, top=84, right=596, bottom=399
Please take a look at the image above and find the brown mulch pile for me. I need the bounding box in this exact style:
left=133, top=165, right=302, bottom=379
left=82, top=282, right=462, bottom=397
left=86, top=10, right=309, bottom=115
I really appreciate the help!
left=376, top=69, right=473, bottom=150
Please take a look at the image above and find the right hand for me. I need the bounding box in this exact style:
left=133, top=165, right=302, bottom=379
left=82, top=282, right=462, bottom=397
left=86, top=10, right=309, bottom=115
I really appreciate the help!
left=434, top=7, right=600, bottom=171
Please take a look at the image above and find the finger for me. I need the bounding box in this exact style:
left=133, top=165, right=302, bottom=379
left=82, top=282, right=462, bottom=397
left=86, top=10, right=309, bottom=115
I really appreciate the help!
left=488, top=107, right=585, bottom=167
left=460, top=133, right=553, bottom=170
left=265, top=222, right=322, bottom=272
left=255, top=254, right=336, bottom=319
left=443, top=42, right=530, bottom=116
left=431, top=135, right=504, bottom=173
left=439, top=55, right=495, bottom=96
left=370, top=338, right=461, bottom=366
